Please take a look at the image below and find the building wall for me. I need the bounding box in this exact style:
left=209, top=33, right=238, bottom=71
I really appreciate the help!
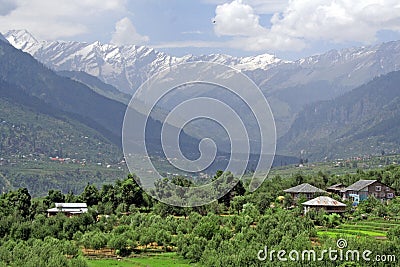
left=303, top=205, right=346, bottom=214
left=368, top=181, right=395, bottom=201
left=343, top=181, right=396, bottom=204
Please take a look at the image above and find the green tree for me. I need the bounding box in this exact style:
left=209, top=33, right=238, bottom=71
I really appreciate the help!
left=0, top=188, right=31, bottom=217
left=217, top=172, right=245, bottom=208
left=230, top=195, right=247, bottom=214
left=81, top=230, right=108, bottom=250
left=46, top=190, right=65, bottom=204
left=108, top=234, right=130, bottom=255
left=80, top=184, right=99, bottom=206
left=10, top=221, right=32, bottom=241
left=120, top=175, right=145, bottom=209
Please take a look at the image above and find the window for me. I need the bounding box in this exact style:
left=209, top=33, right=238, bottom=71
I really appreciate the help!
left=387, top=193, right=394, bottom=199
left=385, top=187, right=391, bottom=192
left=375, top=186, right=382, bottom=192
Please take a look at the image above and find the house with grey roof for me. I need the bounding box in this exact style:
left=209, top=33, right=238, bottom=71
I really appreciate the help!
left=341, top=180, right=395, bottom=205
left=47, top=203, right=88, bottom=217
left=283, top=183, right=326, bottom=200
left=302, top=196, right=346, bottom=214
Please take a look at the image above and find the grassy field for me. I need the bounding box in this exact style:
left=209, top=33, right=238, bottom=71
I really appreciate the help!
left=86, top=253, right=194, bottom=267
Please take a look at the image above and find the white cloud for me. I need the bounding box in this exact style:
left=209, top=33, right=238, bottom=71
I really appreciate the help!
left=243, top=0, right=289, bottom=14
left=205, top=0, right=289, bottom=14
left=213, top=0, right=301, bottom=50
left=271, top=0, right=400, bottom=43
left=0, top=0, right=126, bottom=39
left=214, top=0, right=266, bottom=36
left=110, top=17, right=149, bottom=45
left=213, top=0, right=400, bottom=51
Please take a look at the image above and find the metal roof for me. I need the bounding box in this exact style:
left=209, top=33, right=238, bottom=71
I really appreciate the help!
left=342, top=180, right=377, bottom=192
left=55, top=203, right=87, bottom=208
left=47, top=207, right=88, bottom=213
left=327, top=183, right=344, bottom=190
left=47, top=203, right=88, bottom=213
left=283, top=183, right=326, bottom=194
left=302, top=196, right=346, bottom=207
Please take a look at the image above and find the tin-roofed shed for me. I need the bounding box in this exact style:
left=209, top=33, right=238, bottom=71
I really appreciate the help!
left=302, top=196, right=346, bottom=214
left=47, top=203, right=88, bottom=217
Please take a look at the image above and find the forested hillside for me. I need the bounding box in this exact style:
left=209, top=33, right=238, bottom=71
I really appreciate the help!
left=280, top=70, right=400, bottom=160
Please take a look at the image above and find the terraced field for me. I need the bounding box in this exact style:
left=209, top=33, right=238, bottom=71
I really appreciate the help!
left=317, top=219, right=400, bottom=239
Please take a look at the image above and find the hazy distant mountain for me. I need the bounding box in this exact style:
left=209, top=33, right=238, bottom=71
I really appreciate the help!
left=5, top=30, right=400, bottom=139
left=57, top=70, right=131, bottom=104
left=279, top=70, right=400, bottom=160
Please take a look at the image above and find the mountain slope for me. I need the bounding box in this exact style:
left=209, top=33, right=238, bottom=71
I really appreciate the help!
left=0, top=77, right=128, bottom=195
left=0, top=33, right=8, bottom=44
left=0, top=39, right=126, bottom=145
left=57, top=70, right=131, bottom=104
left=0, top=78, right=121, bottom=161
left=279, top=70, right=400, bottom=160
left=0, top=37, right=206, bottom=157
left=0, top=39, right=206, bottom=194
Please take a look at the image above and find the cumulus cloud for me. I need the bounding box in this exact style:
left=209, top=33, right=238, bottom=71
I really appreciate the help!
left=214, top=0, right=266, bottom=36
left=213, top=0, right=400, bottom=51
left=244, top=0, right=289, bottom=14
left=271, top=0, right=400, bottom=43
left=111, top=17, right=149, bottom=45
left=0, top=0, right=126, bottom=39
left=205, top=0, right=289, bottom=14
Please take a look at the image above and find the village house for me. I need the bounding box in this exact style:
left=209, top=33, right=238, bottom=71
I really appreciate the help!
left=283, top=183, right=327, bottom=200
left=47, top=203, right=88, bottom=217
left=341, top=180, right=395, bottom=205
left=302, top=196, right=347, bottom=214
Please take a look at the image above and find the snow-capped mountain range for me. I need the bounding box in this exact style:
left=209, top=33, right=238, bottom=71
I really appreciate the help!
left=4, top=30, right=282, bottom=94
left=4, top=29, right=400, bottom=137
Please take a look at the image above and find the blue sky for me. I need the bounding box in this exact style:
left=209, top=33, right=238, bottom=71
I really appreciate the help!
left=1, top=0, right=400, bottom=60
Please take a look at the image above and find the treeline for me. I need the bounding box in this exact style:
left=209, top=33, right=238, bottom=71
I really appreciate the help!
left=0, top=163, right=127, bottom=198
left=1, top=166, right=400, bottom=266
